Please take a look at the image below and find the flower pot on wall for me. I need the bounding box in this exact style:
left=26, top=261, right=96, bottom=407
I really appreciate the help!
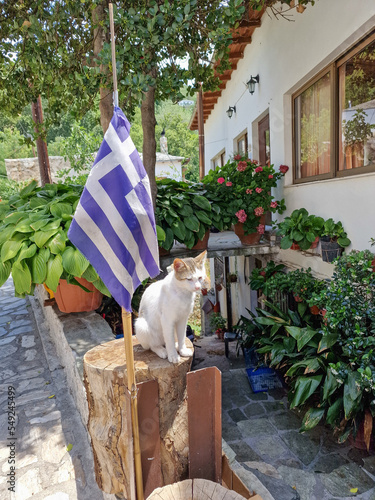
left=234, top=223, right=261, bottom=245
left=192, top=230, right=210, bottom=250
left=291, top=236, right=319, bottom=251
left=320, top=237, right=344, bottom=263
left=54, top=277, right=103, bottom=313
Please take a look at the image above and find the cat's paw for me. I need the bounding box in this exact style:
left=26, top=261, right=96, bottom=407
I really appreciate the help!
left=168, top=352, right=181, bottom=364
left=179, top=347, right=193, bottom=358
left=152, top=346, right=168, bottom=359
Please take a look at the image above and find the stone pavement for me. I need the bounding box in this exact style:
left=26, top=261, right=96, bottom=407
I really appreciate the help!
left=0, top=277, right=113, bottom=500
left=219, top=355, right=375, bottom=500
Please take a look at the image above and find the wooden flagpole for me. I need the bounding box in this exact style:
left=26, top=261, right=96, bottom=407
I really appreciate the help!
left=109, top=4, right=144, bottom=499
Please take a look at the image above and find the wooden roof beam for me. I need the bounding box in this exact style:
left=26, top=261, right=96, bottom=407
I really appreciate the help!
left=238, top=19, right=261, bottom=28
left=229, top=51, right=245, bottom=60
left=231, top=35, right=252, bottom=44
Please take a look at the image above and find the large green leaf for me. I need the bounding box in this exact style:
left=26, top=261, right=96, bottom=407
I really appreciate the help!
left=300, top=407, right=325, bottom=431
left=17, top=243, right=37, bottom=262
left=12, top=260, right=32, bottom=295
left=13, top=218, right=33, bottom=233
left=30, top=218, right=51, bottom=231
left=29, top=196, right=49, bottom=209
left=318, top=332, right=338, bottom=353
left=192, top=195, right=211, bottom=212
left=0, top=260, right=11, bottom=287
left=179, top=204, right=193, bottom=217
left=196, top=210, right=212, bottom=225
left=171, top=220, right=186, bottom=241
left=82, top=265, right=99, bottom=283
left=343, top=371, right=362, bottom=419
left=280, top=236, right=293, bottom=249
left=45, top=254, right=63, bottom=292
left=3, top=212, right=27, bottom=226
left=163, top=227, right=174, bottom=250
left=326, top=397, right=343, bottom=427
left=286, top=326, right=317, bottom=351
left=62, top=247, right=90, bottom=277
left=290, top=375, right=322, bottom=408
left=33, top=229, right=60, bottom=248
left=42, top=219, right=62, bottom=232
left=50, top=203, right=73, bottom=219
left=1, top=239, right=24, bottom=262
left=323, top=369, right=339, bottom=401
left=156, top=225, right=166, bottom=243
left=256, top=316, right=279, bottom=326
left=31, top=251, right=48, bottom=284
left=19, top=180, right=38, bottom=198
left=92, top=277, right=111, bottom=297
left=0, top=225, right=15, bottom=246
left=184, top=215, right=200, bottom=232
left=48, top=230, right=67, bottom=254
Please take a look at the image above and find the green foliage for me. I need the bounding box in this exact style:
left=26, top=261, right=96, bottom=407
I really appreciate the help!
left=210, top=312, right=227, bottom=331
left=203, top=156, right=286, bottom=234
left=321, top=218, right=351, bottom=248
left=343, top=109, right=375, bottom=146
left=0, top=178, right=26, bottom=201
left=0, top=127, right=34, bottom=176
left=0, top=181, right=110, bottom=298
left=277, top=208, right=324, bottom=250
left=249, top=260, right=285, bottom=293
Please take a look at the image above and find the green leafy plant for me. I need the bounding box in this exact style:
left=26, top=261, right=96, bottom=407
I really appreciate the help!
left=0, top=180, right=110, bottom=298
left=277, top=208, right=324, bottom=250
left=155, top=178, right=213, bottom=250
left=343, top=109, right=375, bottom=147
left=203, top=156, right=286, bottom=235
left=249, top=260, right=285, bottom=291
left=210, top=312, right=227, bottom=332
left=321, top=218, right=351, bottom=248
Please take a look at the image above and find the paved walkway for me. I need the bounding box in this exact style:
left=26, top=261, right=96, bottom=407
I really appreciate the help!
left=220, top=353, right=375, bottom=500
left=0, top=278, right=110, bottom=500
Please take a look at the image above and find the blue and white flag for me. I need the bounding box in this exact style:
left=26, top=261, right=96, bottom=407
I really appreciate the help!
left=68, top=107, right=160, bottom=311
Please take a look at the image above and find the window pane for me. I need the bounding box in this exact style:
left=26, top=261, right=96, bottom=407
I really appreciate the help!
left=237, top=133, right=248, bottom=154
left=295, top=72, right=331, bottom=178
left=339, top=39, right=375, bottom=171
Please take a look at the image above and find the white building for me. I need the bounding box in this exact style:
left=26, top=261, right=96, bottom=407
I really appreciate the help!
left=190, top=0, right=375, bottom=324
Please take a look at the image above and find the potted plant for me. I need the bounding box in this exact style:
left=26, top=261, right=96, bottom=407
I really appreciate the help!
left=0, top=180, right=110, bottom=312
left=343, top=109, right=375, bottom=169
left=320, top=218, right=351, bottom=262
left=209, top=312, right=227, bottom=339
left=155, top=178, right=213, bottom=251
left=277, top=208, right=324, bottom=251
left=203, top=156, right=287, bottom=244
left=249, top=260, right=285, bottom=293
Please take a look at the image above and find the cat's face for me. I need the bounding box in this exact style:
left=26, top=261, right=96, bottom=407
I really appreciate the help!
left=173, top=251, right=207, bottom=293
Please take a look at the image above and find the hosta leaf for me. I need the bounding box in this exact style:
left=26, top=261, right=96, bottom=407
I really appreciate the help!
left=326, top=397, right=343, bottom=427
left=50, top=203, right=73, bottom=219
left=196, top=223, right=206, bottom=241
left=45, top=254, right=63, bottom=292
left=1, top=239, right=24, bottom=262
left=300, top=407, right=325, bottom=431
left=0, top=260, right=11, bottom=287
left=12, top=260, right=32, bottom=295
left=42, top=219, right=62, bottom=232
left=48, top=231, right=67, bottom=254
left=290, top=375, right=322, bottom=408
left=29, top=197, right=49, bottom=209
left=31, top=251, right=48, bottom=284
left=196, top=210, right=212, bottom=225
left=92, top=277, right=111, bottom=297
left=30, top=218, right=51, bottom=231
left=3, top=212, right=27, bottom=226
left=62, top=247, right=89, bottom=277
left=13, top=219, right=33, bottom=233
left=19, top=180, right=38, bottom=197
left=171, top=220, right=186, bottom=241
left=0, top=225, right=15, bottom=245
left=179, top=204, right=193, bottom=217
left=184, top=215, right=200, bottom=232
left=82, top=265, right=98, bottom=283
left=192, top=195, right=211, bottom=212
left=156, top=225, right=166, bottom=243
left=33, top=230, right=60, bottom=248
left=162, top=227, right=174, bottom=250
left=185, top=233, right=195, bottom=249
left=17, top=243, right=37, bottom=262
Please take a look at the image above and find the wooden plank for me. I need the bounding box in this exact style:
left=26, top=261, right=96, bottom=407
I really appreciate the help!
left=232, top=471, right=252, bottom=500
left=137, top=380, right=163, bottom=499
left=221, top=454, right=233, bottom=491
left=187, top=367, right=222, bottom=483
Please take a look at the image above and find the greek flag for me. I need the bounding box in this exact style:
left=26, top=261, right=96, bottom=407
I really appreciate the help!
left=68, top=106, right=160, bottom=311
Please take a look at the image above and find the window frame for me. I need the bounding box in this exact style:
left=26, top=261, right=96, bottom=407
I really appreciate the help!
left=292, top=31, right=375, bottom=184
left=212, top=149, right=225, bottom=169
left=236, top=132, right=248, bottom=156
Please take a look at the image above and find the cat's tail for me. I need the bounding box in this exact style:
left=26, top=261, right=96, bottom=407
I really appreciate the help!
left=134, top=317, right=150, bottom=350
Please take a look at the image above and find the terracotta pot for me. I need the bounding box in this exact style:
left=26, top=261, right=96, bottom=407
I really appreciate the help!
left=201, top=288, right=208, bottom=296
left=234, top=223, right=261, bottom=245
left=291, top=236, right=319, bottom=251
left=309, top=305, right=320, bottom=315
left=192, top=230, right=210, bottom=250
left=293, top=294, right=303, bottom=303
left=348, top=419, right=374, bottom=451
left=54, top=277, right=103, bottom=313
left=158, top=246, right=170, bottom=256
left=320, top=308, right=328, bottom=325
left=213, top=302, right=220, bottom=313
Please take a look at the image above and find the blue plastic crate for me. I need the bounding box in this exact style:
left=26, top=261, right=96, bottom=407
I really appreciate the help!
left=246, top=366, right=282, bottom=393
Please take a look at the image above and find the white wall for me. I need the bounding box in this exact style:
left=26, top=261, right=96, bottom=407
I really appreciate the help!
left=204, top=0, right=375, bottom=251
left=155, top=161, right=183, bottom=180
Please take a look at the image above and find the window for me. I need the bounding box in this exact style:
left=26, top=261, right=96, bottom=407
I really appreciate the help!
left=293, top=32, right=375, bottom=182
left=237, top=133, right=248, bottom=155
left=212, top=150, right=225, bottom=168
left=258, top=114, right=271, bottom=166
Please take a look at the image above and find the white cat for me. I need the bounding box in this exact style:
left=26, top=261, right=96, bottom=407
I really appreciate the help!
left=135, top=251, right=207, bottom=364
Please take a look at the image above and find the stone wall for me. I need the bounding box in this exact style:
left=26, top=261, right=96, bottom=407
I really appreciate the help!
left=5, top=156, right=72, bottom=183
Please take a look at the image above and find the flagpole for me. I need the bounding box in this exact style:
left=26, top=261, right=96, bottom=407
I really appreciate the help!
left=109, top=4, right=144, bottom=499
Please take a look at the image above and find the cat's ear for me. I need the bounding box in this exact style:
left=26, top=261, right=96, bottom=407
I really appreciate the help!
left=194, top=250, right=207, bottom=267
left=173, top=258, right=187, bottom=273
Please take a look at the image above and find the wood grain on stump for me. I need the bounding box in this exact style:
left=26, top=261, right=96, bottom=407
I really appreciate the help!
left=83, top=336, right=193, bottom=497
left=147, top=478, right=248, bottom=499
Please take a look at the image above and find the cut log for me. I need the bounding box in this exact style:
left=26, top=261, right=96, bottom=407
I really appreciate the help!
left=83, top=336, right=193, bottom=497
left=147, top=478, right=248, bottom=499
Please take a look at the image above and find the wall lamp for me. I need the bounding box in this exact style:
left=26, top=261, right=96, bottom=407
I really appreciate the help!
left=226, top=105, right=236, bottom=118
left=246, top=74, right=259, bottom=95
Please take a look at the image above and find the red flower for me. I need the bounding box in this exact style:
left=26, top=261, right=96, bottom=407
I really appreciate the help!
left=255, top=166, right=263, bottom=173
left=226, top=181, right=232, bottom=187
left=217, top=177, right=225, bottom=184
left=252, top=159, right=259, bottom=164
left=255, top=187, right=263, bottom=193
left=237, top=161, right=247, bottom=172
left=246, top=188, right=252, bottom=194
left=235, top=209, right=247, bottom=223
left=268, top=174, right=273, bottom=179
left=270, top=201, right=278, bottom=209
left=257, top=224, right=265, bottom=234
left=234, top=154, right=242, bottom=160
left=254, top=206, right=264, bottom=216
left=279, top=165, right=289, bottom=174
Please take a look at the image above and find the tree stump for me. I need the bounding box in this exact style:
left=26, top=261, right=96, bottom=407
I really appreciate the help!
left=83, top=336, right=193, bottom=497
left=147, top=479, right=248, bottom=499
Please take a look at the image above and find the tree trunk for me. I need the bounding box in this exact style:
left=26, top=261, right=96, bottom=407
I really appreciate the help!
left=141, top=85, right=157, bottom=209
left=92, top=1, right=113, bottom=134
left=31, top=96, right=52, bottom=186
left=83, top=337, right=193, bottom=497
